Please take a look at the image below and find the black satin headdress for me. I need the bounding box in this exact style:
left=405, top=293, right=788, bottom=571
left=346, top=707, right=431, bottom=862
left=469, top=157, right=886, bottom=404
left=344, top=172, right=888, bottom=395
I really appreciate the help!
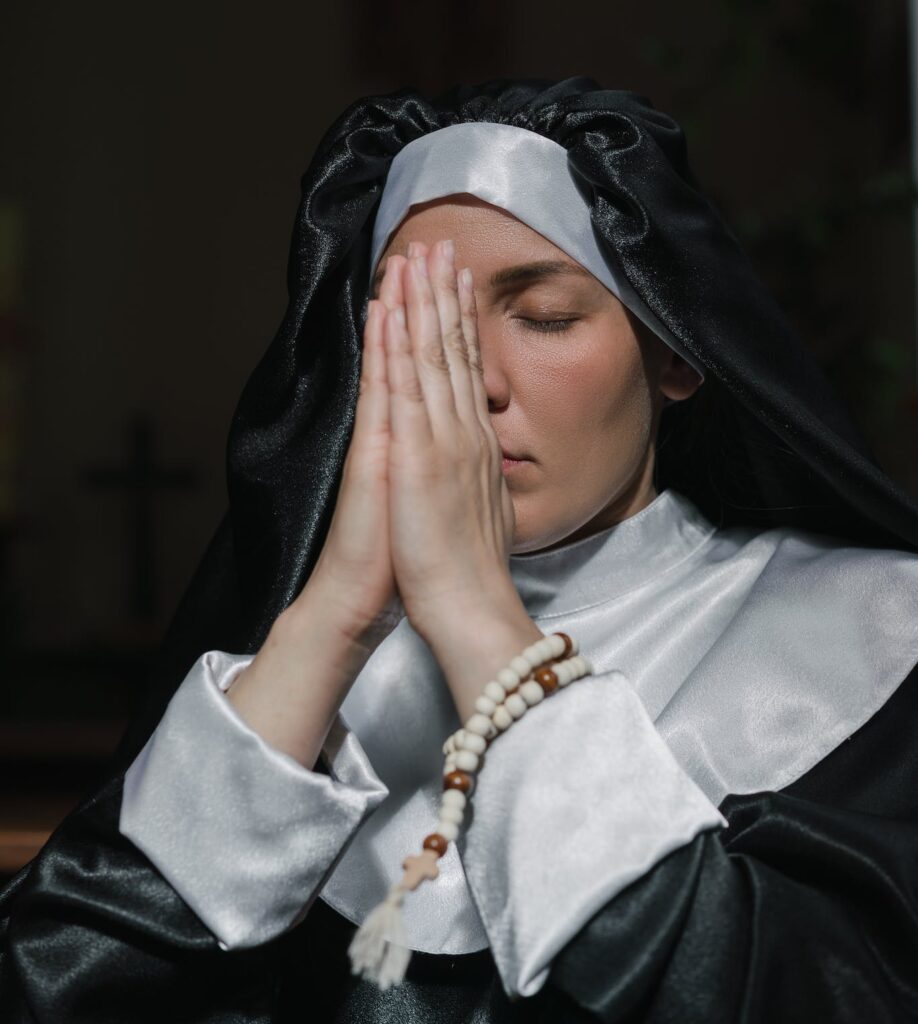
left=111, top=75, right=918, bottom=772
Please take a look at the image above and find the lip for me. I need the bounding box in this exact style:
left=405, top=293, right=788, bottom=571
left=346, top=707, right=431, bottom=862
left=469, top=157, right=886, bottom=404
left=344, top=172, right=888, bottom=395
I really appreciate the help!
left=501, top=455, right=530, bottom=472
left=500, top=449, right=528, bottom=462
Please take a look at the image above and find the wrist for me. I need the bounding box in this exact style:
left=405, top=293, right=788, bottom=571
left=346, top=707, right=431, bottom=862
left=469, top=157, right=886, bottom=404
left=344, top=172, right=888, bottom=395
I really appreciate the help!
left=289, top=570, right=401, bottom=659
left=276, top=587, right=377, bottom=678
left=420, top=596, right=545, bottom=724
left=410, top=574, right=525, bottom=645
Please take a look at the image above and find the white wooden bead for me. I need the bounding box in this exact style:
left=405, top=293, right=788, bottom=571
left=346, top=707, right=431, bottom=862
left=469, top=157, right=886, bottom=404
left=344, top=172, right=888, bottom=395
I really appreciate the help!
left=519, top=680, right=545, bottom=706
left=454, top=749, right=479, bottom=772
left=444, top=756, right=457, bottom=773
left=492, top=705, right=513, bottom=730
left=442, top=788, right=467, bottom=810
left=535, top=638, right=554, bottom=662
left=496, top=669, right=519, bottom=690
left=485, top=680, right=507, bottom=703
left=438, top=803, right=464, bottom=825
left=522, top=647, right=543, bottom=669
left=557, top=663, right=573, bottom=686
left=475, top=694, right=497, bottom=716
left=442, top=736, right=457, bottom=756
left=437, top=819, right=459, bottom=842
left=551, top=634, right=566, bottom=655
left=510, top=655, right=532, bottom=678
left=457, top=731, right=486, bottom=754
left=465, top=713, right=493, bottom=736
left=505, top=693, right=528, bottom=718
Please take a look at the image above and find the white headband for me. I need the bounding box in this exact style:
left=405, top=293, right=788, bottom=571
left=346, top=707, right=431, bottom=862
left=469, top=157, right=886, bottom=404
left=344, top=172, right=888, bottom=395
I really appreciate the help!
left=370, top=121, right=705, bottom=379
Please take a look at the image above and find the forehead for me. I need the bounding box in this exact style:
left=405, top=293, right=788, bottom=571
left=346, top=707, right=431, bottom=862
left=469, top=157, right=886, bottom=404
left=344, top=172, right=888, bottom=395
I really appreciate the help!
left=375, top=193, right=595, bottom=286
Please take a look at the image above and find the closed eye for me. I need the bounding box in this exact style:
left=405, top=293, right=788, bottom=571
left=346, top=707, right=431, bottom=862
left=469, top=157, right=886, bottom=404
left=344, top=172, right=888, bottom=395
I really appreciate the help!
left=516, top=317, right=579, bottom=333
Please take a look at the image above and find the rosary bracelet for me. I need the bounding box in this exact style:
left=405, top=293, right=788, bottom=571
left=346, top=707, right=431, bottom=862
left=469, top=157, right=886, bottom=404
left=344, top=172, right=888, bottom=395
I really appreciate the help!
left=348, top=629, right=593, bottom=990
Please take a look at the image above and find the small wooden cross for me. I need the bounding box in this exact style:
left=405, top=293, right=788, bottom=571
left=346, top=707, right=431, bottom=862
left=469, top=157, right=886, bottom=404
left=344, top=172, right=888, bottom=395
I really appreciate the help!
left=400, top=849, right=440, bottom=892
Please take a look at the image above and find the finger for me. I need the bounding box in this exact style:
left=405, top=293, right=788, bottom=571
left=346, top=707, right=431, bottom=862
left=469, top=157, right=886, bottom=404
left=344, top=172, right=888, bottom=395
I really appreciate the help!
left=458, top=266, right=491, bottom=431
left=378, top=253, right=407, bottom=312
left=404, top=253, right=458, bottom=436
left=385, top=304, right=434, bottom=451
left=429, top=240, right=479, bottom=432
left=348, top=299, right=389, bottom=471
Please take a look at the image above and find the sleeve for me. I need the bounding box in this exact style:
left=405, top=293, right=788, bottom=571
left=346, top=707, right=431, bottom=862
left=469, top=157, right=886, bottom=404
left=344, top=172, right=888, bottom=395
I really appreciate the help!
left=118, top=649, right=389, bottom=949
left=456, top=667, right=726, bottom=999
left=461, top=660, right=918, bottom=1022
left=0, top=650, right=390, bottom=1024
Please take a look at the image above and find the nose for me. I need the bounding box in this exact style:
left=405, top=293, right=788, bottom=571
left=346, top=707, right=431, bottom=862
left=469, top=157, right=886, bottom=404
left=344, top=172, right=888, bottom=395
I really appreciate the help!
left=475, top=313, right=512, bottom=411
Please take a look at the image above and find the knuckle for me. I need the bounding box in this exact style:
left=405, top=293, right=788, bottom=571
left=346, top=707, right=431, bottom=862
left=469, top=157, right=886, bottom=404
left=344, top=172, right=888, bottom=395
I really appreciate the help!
left=468, top=346, right=484, bottom=375
left=420, top=339, right=450, bottom=372
left=443, top=325, right=469, bottom=362
left=395, top=374, right=426, bottom=403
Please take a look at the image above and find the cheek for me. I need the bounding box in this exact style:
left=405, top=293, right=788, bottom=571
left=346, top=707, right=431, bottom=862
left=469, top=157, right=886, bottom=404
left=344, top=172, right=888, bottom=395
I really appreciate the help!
left=533, top=334, right=652, bottom=457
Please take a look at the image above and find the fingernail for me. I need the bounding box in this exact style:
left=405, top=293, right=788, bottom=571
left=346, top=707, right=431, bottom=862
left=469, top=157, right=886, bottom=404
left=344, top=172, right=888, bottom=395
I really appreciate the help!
left=460, top=267, right=473, bottom=290
left=407, top=241, right=420, bottom=258
left=413, top=255, right=428, bottom=279
left=442, top=240, right=455, bottom=265
left=394, top=306, right=406, bottom=326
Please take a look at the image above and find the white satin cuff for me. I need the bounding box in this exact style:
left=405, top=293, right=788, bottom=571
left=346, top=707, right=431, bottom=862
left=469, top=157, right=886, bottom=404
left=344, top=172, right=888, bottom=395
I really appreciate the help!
left=119, top=649, right=390, bottom=950
left=458, top=668, right=727, bottom=999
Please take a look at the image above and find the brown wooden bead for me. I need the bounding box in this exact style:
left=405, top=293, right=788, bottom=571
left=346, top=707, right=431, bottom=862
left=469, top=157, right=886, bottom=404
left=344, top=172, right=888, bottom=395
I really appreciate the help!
left=422, top=833, right=449, bottom=857
left=443, top=769, right=474, bottom=794
left=534, top=666, right=559, bottom=693
left=555, top=631, right=574, bottom=658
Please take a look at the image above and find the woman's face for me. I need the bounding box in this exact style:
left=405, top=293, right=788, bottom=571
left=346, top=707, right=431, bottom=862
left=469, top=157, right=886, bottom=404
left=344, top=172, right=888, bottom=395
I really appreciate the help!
left=373, top=194, right=701, bottom=555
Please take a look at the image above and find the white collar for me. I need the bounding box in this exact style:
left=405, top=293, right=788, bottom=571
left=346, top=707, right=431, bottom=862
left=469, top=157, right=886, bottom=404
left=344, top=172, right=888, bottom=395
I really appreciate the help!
left=509, top=488, right=716, bottom=617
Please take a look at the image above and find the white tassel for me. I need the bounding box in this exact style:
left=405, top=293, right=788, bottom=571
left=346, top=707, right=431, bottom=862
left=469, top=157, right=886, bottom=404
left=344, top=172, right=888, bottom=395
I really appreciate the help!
left=347, top=884, right=413, bottom=990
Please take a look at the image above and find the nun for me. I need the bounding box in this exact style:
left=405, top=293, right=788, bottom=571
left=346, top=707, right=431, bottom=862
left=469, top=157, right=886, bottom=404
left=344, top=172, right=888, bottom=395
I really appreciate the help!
left=2, top=76, right=918, bottom=1023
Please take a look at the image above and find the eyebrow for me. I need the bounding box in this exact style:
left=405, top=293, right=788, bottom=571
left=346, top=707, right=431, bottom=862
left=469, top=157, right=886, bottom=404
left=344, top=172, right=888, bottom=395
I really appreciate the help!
left=371, top=258, right=591, bottom=297
left=487, top=260, right=592, bottom=290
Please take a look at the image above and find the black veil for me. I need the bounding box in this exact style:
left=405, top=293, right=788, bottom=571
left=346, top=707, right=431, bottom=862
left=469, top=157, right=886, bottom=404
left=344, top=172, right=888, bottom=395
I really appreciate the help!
left=109, top=74, right=918, bottom=777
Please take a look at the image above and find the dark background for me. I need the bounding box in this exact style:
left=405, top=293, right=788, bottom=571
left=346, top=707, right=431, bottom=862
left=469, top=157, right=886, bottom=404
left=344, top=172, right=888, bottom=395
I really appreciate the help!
left=1, top=0, right=916, bottom=877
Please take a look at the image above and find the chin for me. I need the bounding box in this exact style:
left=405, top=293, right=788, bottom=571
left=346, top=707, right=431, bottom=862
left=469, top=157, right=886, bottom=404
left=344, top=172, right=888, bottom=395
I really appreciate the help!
left=509, top=516, right=574, bottom=557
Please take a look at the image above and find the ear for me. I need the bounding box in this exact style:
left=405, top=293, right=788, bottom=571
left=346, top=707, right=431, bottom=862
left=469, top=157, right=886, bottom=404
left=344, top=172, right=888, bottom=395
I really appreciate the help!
left=660, top=350, right=703, bottom=402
